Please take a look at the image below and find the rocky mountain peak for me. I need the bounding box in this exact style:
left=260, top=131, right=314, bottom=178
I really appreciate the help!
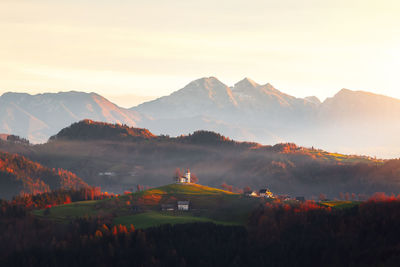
left=233, top=77, right=259, bottom=90
left=304, top=96, right=321, bottom=105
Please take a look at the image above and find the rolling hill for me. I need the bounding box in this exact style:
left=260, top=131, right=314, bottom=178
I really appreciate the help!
left=34, top=183, right=259, bottom=229
left=2, top=120, right=400, bottom=200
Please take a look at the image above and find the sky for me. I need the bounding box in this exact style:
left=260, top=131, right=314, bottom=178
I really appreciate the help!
left=0, top=0, right=399, bottom=107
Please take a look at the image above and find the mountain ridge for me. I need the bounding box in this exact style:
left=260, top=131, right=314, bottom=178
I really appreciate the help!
left=0, top=91, right=142, bottom=143
left=1, top=78, right=400, bottom=157
left=2, top=119, right=397, bottom=199
left=131, top=78, right=400, bottom=158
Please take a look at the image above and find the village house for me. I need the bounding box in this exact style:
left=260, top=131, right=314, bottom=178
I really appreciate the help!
left=276, top=194, right=291, bottom=201
left=259, top=188, right=274, bottom=198
left=177, top=201, right=190, bottom=211
left=244, top=191, right=258, bottom=197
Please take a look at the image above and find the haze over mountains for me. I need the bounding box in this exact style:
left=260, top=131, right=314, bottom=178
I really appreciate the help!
left=0, top=91, right=141, bottom=143
left=1, top=77, right=400, bottom=158
left=2, top=120, right=400, bottom=199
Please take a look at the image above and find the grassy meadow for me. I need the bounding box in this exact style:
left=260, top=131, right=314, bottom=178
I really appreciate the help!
left=33, top=183, right=261, bottom=229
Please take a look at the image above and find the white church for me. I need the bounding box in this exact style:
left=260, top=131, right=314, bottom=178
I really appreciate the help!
left=176, top=169, right=191, bottom=183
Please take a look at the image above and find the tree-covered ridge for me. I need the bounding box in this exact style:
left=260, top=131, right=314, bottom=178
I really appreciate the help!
left=0, top=151, right=87, bottom=199
left=49, top=120, right=381, bottom=161
left=45, top=120, right=380, bottom=161
left=176, top=130, right=241, bottom=145
left=1, top=119, right=389, bottom=198
left=49, top=120, right=251, bottom=146
left=49, top=119, right=155, bottom=141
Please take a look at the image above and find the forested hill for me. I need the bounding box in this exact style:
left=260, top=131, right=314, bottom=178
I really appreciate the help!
left=1, top=120, right=393, bottom=199
left=49, top=119, right=155, bottom=141
left=0, top=151, right=87, bottom=199
left=49, top=119, right=252, bottom=147
left=47, top=120, right=380, bottom=158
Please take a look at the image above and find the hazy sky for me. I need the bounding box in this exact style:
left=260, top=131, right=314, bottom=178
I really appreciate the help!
left=1, top=0, right=399, bottom=107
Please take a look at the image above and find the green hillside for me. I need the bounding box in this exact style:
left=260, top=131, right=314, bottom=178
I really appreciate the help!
left=319, top=200, right=361, bottom=209
left=34, top=183, right=261, bottom=229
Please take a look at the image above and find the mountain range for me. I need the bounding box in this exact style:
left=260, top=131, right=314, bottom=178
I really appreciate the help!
left=1, top=77, right=400, bottom=158
left=0, top=91, right=141, bottom=143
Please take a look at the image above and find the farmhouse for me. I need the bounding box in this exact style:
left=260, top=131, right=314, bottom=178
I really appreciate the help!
left=177, top=201, right=190, bottom=211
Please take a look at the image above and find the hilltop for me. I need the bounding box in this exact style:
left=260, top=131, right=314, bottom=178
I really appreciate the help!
left=34, top=183, right=259, bottom=229
left=0, top=151, right=87, bottom=199
left=33, top=183, right=363, bottom=230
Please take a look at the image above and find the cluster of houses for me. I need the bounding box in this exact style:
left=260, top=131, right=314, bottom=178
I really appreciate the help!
left=245, top=188, right=305, bottom=202
left=168, top=170, right=192, bottom=210
left=245, top=188, right=275, bottom=198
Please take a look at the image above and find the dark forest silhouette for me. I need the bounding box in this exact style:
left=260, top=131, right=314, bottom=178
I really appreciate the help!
left=1, top=190, right=400, bottom=266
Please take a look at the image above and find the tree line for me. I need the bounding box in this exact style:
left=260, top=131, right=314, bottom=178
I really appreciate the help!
left=2, top=189, right=400, bottom=266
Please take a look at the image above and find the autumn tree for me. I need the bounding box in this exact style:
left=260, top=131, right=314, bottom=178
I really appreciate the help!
left=173, top=168, right=182, bottom=182
left=221, top=182, right=233, bottom=192
left=190, top=173, right=199, bottom=184
left=136, top=184, right=144, bottom=192
left=318, top=193, right=327, bottom=201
